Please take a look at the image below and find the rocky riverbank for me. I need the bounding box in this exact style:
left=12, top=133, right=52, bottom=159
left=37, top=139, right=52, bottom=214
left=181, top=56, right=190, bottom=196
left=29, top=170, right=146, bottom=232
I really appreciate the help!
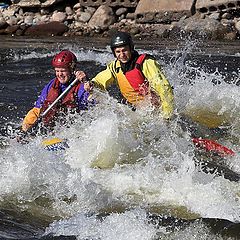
left=0, top=1, right=240, bottom=41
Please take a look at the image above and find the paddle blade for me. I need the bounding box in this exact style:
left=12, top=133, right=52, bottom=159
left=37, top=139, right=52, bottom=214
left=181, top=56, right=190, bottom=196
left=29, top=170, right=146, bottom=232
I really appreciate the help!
left=42, top=138, right=68, bottom=151
left=192, top=138, right=235, bottom=157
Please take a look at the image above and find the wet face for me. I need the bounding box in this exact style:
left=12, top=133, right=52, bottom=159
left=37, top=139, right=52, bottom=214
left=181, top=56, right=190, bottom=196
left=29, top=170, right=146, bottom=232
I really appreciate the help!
left=114, top=45, right=132, bottom=63
left=55, top=67, right=72, bottom=84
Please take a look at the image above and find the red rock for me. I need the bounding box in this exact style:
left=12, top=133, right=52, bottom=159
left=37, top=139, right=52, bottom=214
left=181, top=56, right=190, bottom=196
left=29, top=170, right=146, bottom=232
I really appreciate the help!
left=24, top=21, right=68, bottom=36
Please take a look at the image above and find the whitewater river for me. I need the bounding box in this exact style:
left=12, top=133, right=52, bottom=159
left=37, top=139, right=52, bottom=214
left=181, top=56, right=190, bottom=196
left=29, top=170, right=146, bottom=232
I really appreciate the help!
left=0, top=36, right=240, bottom=240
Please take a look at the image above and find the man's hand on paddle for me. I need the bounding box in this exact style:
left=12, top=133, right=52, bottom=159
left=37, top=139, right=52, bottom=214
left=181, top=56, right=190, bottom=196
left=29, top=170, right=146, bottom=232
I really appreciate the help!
left=84, top=81, right=93, bottom=92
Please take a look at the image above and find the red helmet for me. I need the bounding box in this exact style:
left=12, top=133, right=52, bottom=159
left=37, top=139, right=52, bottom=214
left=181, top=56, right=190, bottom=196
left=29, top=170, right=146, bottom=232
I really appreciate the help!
left=51, top=50, right=77, bottom=69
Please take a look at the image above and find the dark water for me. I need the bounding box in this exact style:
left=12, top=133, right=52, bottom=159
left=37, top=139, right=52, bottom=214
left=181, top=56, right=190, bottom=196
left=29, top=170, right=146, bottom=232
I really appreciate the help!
left=0, top=36, right=240, bottom=240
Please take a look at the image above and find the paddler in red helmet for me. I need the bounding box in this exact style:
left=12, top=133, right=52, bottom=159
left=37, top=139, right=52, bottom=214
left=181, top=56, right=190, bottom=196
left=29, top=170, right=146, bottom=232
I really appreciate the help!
left=21, top=50, right=93, bottom=132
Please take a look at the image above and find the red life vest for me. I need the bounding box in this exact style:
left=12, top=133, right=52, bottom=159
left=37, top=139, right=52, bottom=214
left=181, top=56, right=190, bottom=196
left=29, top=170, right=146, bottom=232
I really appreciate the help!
left=41, top=78, right=81, bottom=125
left=116, top=54, right=149, bottom=104
left=125, top=54, right=148, bottom=94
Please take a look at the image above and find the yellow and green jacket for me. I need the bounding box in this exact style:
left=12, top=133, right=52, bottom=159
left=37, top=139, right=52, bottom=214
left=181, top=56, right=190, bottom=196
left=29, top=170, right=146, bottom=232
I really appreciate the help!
left=92, top=53, right=174, bottom=119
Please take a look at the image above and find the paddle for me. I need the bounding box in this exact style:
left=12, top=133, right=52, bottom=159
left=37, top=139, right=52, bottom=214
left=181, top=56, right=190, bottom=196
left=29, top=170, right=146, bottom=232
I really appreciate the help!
left=17, top=77, right=79, bottom=144
left=39, top=78, right=80, bottom=150
left=42, top=137, right=68, bottom=151
left=192, top=138, right=235, bottom=157
left=177, top=114, right=235, bottom=157
left=41, top=77, right=79, bottom=118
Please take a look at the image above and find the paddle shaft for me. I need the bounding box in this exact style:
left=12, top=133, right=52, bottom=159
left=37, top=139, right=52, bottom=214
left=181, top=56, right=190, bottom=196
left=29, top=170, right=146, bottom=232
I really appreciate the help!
left=41, top=77, right=79, bottom=117
left=16, top=77, right=79, bottom=141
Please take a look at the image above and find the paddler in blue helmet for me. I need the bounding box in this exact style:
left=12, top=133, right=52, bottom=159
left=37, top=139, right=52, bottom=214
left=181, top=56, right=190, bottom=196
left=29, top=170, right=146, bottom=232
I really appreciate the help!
left=21, top=50, right=93, bottom=132
left=91, top=31, right=174, bottom=119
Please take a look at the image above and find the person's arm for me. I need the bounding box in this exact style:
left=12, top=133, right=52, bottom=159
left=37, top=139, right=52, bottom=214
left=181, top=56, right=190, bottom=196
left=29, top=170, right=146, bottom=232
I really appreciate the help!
left=21, top=79, right=54, bottom=132
left=76, top=83, right=95, bottom=109
left=22, top=107, right=41, bottom=132
left=142, top=58, right=174, bottom=119
left=91, top=61, right=116, bottom=90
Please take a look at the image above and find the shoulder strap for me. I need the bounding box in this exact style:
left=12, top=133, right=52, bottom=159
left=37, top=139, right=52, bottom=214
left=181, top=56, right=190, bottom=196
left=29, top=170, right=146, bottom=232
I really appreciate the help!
left=52, top=78, right=60, bottom=89
left=136, top=54, right=147, bottom=65
left=135, top=54, right=147, bottom=71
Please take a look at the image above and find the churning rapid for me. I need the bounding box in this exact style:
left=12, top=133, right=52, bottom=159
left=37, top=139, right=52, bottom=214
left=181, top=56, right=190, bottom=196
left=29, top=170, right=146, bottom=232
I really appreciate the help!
left=0, top=37, right=240, bottom=240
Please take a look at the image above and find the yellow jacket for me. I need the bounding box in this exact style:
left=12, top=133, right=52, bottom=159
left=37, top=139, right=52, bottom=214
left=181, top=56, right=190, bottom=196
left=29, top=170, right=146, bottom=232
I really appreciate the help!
left=92, top=55, right=174, bottom=119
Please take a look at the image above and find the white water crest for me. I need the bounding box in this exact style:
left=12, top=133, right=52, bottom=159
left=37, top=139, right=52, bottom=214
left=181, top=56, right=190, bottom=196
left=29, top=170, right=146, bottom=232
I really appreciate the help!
left=0, top=39, right=240, bottom=239
left=45, top=209, right=230, bottom=240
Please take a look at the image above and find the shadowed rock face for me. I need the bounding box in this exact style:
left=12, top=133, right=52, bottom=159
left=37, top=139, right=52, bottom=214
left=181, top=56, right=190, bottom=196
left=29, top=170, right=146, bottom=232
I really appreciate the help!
left=79, top=0, right=139, bottom=7
left=196, top=0, right=240, bottom=14
left=24, top=21, right=69, bottom=36
left=135, top=0, right=195, bottom=23
left=135, top=0, right=194, bottom=13
left=135, top=0, right=240, bottom=23
left=12, top=0, right=139, bottom=7
left=11, top=0, right=64, bottom=7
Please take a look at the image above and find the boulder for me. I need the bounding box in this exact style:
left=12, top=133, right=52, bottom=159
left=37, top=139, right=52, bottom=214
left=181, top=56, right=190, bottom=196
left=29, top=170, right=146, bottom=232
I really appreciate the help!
left=11, top=0, right=64, bottom=8
left=41, top=0, right=63, bottom=7
left=77, top=12, right=92, bottom=23
left=24, top=21, right=68, bottom=36
left=79, top=0, right=138, bottom=7
left=6, top=16, right=18, bottom=25
left=52, top=11, right=67, bottom=22
left=88, top=5, right=116, bottom=30
left=235, top=20, right=240, bottom=33
left=178, top=15, right=231, bottom=40
left=0, top=17, right=8, bottom=29
left=13, top=0, right=41, bottom=7
left=65, top=6, right=73, bottom=16
left=116, top=7, right=127, bottom=16
left=135, top=0, right=195, bottom=23
left=2, top=5, right=20, bottom=18
left=196, top=0, right=240, bottom=14
left=24, top=15, right=33, bottom=25
left=4, top=24, right=19, bottom=34
left=85, top=7, right=96, bottom=15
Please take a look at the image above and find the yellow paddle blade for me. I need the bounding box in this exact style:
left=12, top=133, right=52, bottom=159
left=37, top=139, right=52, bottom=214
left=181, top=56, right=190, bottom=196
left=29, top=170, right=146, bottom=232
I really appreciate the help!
left=184, top=108, right=229, bottom=129
left=42, top=138, right=68, bottom=151
left=42, top=138, right=63, bottom=147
